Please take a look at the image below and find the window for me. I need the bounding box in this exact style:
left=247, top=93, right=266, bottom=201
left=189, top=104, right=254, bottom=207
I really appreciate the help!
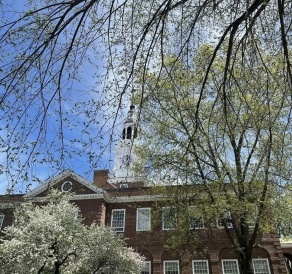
left=61, top=181, right=73, bottom=192
left=247, top=219, right=258, bottom=228
left=189, top=207, right=204, bottom=229
left=164, top=260, right=179, bottom=274
left=218, top=212, right=233, bottom=229
left=137, top=208, right=151, bottom=231
left=111, top=209, right=125, bottom=232
left=141, top=261, right=151, bottom=274
left=252, top=259, right=271, bottom=274
left=127, top=126, right=132, bottom=139
left=162, top=207, right=177, bottom=230
left=0, top=215, right=4, bottom=230
left=192, top=260, right=209, bottom=274
left=222, top=260, right=239, bottom=274
left=247, top=205, right=258, bottom=228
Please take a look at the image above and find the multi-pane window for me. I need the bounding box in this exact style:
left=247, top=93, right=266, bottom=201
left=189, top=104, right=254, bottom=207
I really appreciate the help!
left=189, top=207, right=204, bottom=229
left=111, top=209, right=125, bottom=232
left=164, top=260, right=179, bottom=274
left=192, top=260, right=209, bottom=274
left=137, top=208, right=151, bottom=231
left=0, top=215, right=4, bottom=230
left=162, top=207, right=177, bottom=230
left=222, top=259, right=240, bottom=274
left=141, top=261, right=151, bottom=274
left=218, top=212, right=233, bottom=229
left=247, top=205, right=258, bottom=228
left=252, top=259, right=271, bottom=274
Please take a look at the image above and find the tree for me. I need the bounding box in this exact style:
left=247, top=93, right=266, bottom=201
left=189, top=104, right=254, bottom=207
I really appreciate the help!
left=0, top=190, right=144, bottom=274
left=1, top=0, right=292, bottom=190
left=133, top=46, right=292, bottom=274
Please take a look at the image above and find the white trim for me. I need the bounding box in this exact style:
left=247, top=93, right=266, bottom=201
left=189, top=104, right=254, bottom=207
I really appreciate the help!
left=23, top=170, right=103, bottom=198
left=221, top=259, right=239, bottom=274
left=136, top=208, right=151, bottom=231
left=0, top=203, right=21, bottom=209
left=281, top=242, right=292, bottom=248
left=252, top=258, right=271, bottom=274
left=111, top=209, right=126, bottom=232
left=1, top=193, right=165, bottom=207
left=110, top=177, right=142, bottom=183
left=192, top=260, right=209, bottom=274
left=29, top=194, right=106, bottom=202
left=110, top=194, right=167, bottom=203
left=163, top=260, right=180, bottom=274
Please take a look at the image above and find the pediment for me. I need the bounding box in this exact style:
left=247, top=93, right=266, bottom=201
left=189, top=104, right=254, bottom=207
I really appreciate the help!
left=23, top=170, right=103, bottom=198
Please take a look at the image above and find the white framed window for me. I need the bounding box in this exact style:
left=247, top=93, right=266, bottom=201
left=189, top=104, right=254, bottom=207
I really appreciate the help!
left=162, top=207, right=177, bottom=230
left=137, top=208, right=151, bottom=231
left=222, top=259, right=240, bottom=274
left=0, top=215, right=4, bottom=230
left=247, top=205, right=258, bottom=228
left=189, top=207, right=204, bottom=229
left=218, top=211, right=233, bottom=229
left=248, top=220, right=258, bottom=228
left=252, top=259, right=271, bottom=274
left=141, top=261, right=151, bottom=274
left=61, top=181, right=73, bottom=192
left=164, top=260, right=179, bottom=274
left=192, top=260, right=209, bottom=274
left=111, top=209, right=125, bottom=232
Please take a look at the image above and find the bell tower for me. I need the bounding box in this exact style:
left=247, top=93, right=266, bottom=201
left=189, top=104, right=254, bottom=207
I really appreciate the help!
left=111, top=105, right=139, bottom=183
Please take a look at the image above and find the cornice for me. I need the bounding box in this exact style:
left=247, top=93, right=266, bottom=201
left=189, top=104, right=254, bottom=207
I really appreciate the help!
left=0, top=203, right=20, bottom=209
left=109, top=177, right=144, bottom=184
left=29, top=193, right=108, bottom=202
left=109, top=194, right=167, bottom=203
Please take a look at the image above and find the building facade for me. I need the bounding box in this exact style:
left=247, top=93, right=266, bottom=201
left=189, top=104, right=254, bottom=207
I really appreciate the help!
left=0, top=105, right=292, bottom=273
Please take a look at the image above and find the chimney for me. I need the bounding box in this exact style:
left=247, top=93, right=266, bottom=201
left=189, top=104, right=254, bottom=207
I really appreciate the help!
left=93, top=170, right=114, bottom=189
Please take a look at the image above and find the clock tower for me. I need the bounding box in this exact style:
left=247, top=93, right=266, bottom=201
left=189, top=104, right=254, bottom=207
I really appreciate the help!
left=111, top=105, right=139, bottom=183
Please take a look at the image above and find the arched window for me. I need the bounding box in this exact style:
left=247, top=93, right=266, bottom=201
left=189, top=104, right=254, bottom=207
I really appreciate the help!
left=133, top=126, right=138, bottom=139
left=127, top=127, right=132, bottom=139
left=122, top=128, right=126, bottom=139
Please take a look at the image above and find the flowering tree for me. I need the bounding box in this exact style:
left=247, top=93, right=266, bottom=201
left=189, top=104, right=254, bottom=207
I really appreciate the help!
left=0, top=191, right=144, bottom=274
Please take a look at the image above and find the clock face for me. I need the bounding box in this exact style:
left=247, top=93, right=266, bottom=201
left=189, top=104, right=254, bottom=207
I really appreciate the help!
left=122, top=154, right=132, bottom=167
left=61, top=181, right=73, bottom=192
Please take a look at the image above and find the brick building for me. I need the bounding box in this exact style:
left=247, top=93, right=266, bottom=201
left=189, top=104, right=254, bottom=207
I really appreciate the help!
left=0, top=105, right=292, bottom=273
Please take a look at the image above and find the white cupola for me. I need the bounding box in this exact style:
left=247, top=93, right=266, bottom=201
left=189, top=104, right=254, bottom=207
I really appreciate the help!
left=111, top=105, right=139, bottom=183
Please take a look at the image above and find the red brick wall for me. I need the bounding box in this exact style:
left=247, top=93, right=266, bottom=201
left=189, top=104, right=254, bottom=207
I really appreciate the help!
left=103, top=199, right=287, bottom=274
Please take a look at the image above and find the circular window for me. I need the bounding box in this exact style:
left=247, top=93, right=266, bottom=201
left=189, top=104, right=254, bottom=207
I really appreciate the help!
left=61, top=181, right=73, bottom=192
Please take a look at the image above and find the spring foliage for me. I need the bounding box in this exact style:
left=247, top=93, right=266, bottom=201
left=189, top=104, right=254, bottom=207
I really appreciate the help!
left=134, top=47, right=292, bottom=273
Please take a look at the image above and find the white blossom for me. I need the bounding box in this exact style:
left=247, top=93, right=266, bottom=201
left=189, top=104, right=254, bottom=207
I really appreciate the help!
left=0, top=190, right=144, bottom=274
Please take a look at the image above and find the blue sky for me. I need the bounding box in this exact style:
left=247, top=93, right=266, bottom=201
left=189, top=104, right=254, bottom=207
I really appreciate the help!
left=0, top=0, right=131, bottom=194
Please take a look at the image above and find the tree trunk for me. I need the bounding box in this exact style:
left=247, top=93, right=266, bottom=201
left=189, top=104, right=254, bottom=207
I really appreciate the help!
left=54, top=262, right=60, bottom=274
left=239, top=250, right=254, bottom=274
